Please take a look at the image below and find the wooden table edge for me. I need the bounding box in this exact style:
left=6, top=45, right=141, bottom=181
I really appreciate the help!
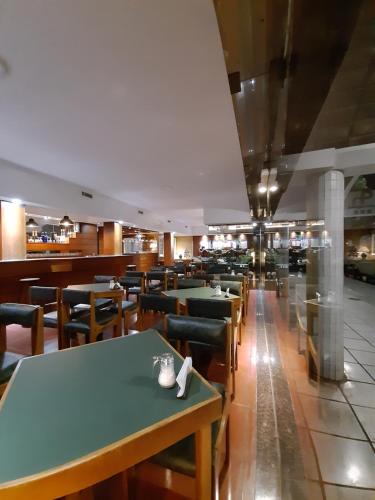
left=0, top=332, right=221, bottom=499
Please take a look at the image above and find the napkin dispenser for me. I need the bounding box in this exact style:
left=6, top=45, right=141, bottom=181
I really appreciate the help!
left=176, top=357, right=193, bottom=399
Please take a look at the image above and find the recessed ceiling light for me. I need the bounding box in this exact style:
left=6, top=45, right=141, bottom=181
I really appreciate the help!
left=258, top=185, right=267, bottom=194
left=269, top=184, right=279, bottom=192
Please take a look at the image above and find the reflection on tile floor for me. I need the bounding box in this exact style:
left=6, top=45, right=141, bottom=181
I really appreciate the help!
left=311, top=432, right=375, bottom=488
left=341, top=381, right=375, bottom=408
left=344, top=362, right=375, bottom=383
left=299, top=395, right=365, bottom=439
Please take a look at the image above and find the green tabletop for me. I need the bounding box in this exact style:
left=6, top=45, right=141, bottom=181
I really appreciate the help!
left=0, top=330, right=217, bottom=485
left=164, top=286, right=239, bottom=305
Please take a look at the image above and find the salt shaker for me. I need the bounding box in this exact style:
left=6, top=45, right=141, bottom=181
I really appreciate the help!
left=153, top=353, right=176, bottom=389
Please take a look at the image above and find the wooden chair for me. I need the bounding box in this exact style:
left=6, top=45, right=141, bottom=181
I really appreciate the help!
left=138, top=294, right=179, bottom=334
left=210, top=280, right=244, bottom=343
left=186, top=297, right=238, bottom=397
left=220, top=274, right=248, bottom=323
left=175, top=278, right=206, bottom=290
left=150, top=314, right=231, bottom=499
left=61, top=289, right=121, bottom=347
left=145, top=272, right=168, bottom=293
left=0, top=303, right=44, bottom=395
left=29, top=286, right=63, bottom=349
left=119, top=276, right=145, bottom=301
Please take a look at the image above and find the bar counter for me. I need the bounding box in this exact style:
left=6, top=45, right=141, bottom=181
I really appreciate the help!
left=0, top=253, right=158, bottom=302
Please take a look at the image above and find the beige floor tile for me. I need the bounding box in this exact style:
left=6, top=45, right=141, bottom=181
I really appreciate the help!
left=312, top=432, right=375, bottom=488
left=344, top=362, right=375, bottom=384
left=353, top=405, right=375, bottom=442
left=325, top=484, right=375, bottom=499
left=294, top=374, right=346, bottom=402
left=299, top=395, right=365, bottom=439
left=341, top=381, right=375, bottom=408
left=344, top=339, right=375, bottom=352
left=349, top=350, right=375, bottom=366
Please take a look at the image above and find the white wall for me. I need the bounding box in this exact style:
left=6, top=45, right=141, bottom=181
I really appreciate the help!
left=0, top=159, right=192, bottom=235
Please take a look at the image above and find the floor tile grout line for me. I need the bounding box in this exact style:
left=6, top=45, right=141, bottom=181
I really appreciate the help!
left=343, top=347, right=375, bottom=383
left=307, top=428, right=368, bottom=443
left=338, top=381, right=375, bottom=454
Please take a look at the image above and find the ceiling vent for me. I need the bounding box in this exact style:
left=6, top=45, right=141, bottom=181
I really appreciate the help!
left=81, top=191, right=93, bottom=199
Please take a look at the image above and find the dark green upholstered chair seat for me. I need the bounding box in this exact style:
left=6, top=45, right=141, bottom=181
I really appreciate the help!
left=64, top=310, right=117, bottom=337
left=0, top=303, right=39, bottom=327
left=109, top=300, right=137, bottom=314
left=43, top=310, right=58, bottom=328
left=0, top=352, right=24, bottom=384
left=128, top=287, right=141, bottom=295
left=151, top=382, right=225, bottom=477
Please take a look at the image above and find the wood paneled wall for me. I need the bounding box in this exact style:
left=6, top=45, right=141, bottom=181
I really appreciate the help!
left=0, top=253, right=158, bottom=303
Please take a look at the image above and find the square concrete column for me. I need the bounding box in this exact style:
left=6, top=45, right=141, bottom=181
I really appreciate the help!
left=306, top=170, right=345, bottom=381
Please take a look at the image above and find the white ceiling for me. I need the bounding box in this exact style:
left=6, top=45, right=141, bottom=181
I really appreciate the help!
left=0, top=0, right=248, bottom=228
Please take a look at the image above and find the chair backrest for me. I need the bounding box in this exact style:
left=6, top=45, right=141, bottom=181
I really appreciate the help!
left=150, top=266, right=166, bottom=272
left=62, top=289, right=92, bottom=306
left=166, top=314, right=227, bottom=348
left=30, top=286, right=59, bottom=306
left=185, top=298, right=232, bottom=320
left=146, top=271, right=166, bottom=281
left=94, top=275, right=116, bottom=283
left=125, top=271, right=145, bottom=278
left=139, top=294, right=179, bottom=314
left=207, top=264, right=229, bottom=274
left=233, top=264, right=249, bottom=275
left=219, top=274, right=246, bottom=284
left=119, top=276, right=143, bottom=287
left=210, top=280, right=242, bottom=297
left=176, top=278, right=206, bottom=289
left=192, top=273, right=214, bottom=284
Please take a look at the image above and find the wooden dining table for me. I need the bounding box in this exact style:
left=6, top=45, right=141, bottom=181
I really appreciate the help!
left=0, top=330, right=221, bottom=499
left=163, top=286, right=241, bottom=308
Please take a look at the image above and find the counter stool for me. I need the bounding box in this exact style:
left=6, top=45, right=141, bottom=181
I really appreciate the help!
left=19, top=277, right=40, bottom=303
left=0, top=303, right=44, bottom=394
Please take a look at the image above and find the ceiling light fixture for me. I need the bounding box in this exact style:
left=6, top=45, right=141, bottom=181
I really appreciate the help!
left=26, top=218, right=39, bottom=228
left=258, top=184, right=267, bottom=194
left=59, top=215, right=74, bottom=227
left=269, top=184, right=279, bottom=192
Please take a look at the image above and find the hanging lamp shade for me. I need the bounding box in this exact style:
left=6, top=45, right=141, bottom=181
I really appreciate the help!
left=59, top=215, right=74, bottom=226
left=26, top=217, right=39, bottom=228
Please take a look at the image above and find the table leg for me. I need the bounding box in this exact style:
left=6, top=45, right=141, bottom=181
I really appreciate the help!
left=31, top=307, right=44, bottom=355
left=195, top=424, right=212, bottom=500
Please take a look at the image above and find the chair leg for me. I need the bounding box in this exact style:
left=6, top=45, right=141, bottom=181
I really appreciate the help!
left=0, top=324, right=7, bottom=353
left=31, top=307, right=44, bottom=355
left=124, top=311, right=129, bottom=335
